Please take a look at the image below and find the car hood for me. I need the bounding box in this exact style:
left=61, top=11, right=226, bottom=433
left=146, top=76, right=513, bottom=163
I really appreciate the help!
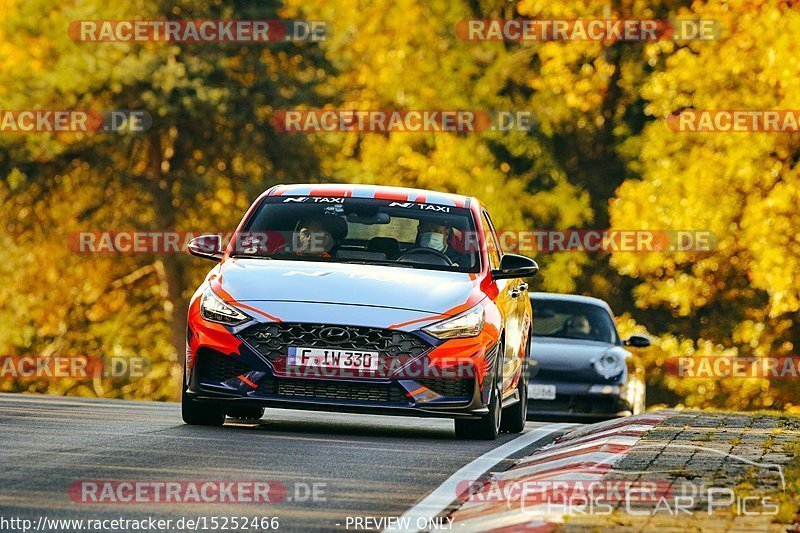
left=529, top=337, right=630, bottom=381
left=210, top=258, right=482, bottom=319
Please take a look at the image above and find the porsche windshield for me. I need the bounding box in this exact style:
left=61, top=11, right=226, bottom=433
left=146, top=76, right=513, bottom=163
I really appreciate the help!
left=235, top=196, right=481, bottom=273
left=532, top=300, right=619, bottom=344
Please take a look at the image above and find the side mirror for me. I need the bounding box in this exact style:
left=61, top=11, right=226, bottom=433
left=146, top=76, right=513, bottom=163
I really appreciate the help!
left=188, top=234, right=223, bottom=262
left=624, top=335, right=651, bottom=348
left=492, top=254, right=539, bottom=280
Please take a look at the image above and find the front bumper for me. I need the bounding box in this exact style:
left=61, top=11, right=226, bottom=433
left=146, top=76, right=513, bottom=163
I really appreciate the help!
left=185, top=314, right=500, bottom=420
left=187, top=389, right=491, bottom=419
left=187, top=350, right=492, bottom=420
left=526, top=379, right=633, bottom=420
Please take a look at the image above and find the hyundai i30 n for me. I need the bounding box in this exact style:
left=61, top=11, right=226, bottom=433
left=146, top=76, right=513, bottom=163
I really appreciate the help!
left=182, top=184, right=538, bottom=439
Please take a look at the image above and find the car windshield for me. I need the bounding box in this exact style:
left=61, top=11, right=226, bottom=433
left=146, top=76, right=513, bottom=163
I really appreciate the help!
left=235, top=196, right=480, bottom=273
left=532, top=299, right=619, bottom=344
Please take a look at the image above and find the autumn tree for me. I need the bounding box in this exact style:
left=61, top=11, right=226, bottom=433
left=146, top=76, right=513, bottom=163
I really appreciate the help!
left=0, top=0, right=329, bottom=399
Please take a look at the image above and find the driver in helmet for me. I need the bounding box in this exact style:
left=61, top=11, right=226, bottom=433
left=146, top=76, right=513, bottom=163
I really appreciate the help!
left=416, top=221, right=469, bottom=267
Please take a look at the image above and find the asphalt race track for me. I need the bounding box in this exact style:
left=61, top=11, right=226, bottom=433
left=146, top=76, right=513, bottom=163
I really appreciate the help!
left=0, top=394, right=572, bottom=532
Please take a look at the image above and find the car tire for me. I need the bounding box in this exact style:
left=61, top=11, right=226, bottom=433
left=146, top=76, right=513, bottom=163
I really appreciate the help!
left=227, top=406, right=265, bottom=420
left=500, top=365, right=527, bottom=434
left=454, top=367, right=501, bottom=440
left=181, top=372, right=225, bottom=427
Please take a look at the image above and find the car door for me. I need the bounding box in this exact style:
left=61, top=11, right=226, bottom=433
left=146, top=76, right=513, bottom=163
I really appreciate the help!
left=480, top=210, right=524, bottom=394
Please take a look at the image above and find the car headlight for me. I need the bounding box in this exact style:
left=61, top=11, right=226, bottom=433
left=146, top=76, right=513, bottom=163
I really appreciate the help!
left=592, top=352, right=625, bottom=379
left=422, top=304, right=485, bottom=340
left=200, top=289, right=249, bottom=326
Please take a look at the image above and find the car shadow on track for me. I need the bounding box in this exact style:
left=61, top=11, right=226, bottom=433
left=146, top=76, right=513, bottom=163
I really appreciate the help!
left=168, top=416, right=466, bottom=441
left=527, top=414, right=617, bottom=424
left=229, top=418, right=461, bottom=440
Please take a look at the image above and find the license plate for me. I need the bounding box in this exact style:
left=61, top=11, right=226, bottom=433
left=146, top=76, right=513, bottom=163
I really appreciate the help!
left=528, top=384, right=557, bottom=400
left=287, top=347, right=379, bottom=371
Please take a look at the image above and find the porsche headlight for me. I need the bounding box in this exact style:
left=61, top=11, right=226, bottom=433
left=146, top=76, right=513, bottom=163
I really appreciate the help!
left=593, top=352, right=625, bottom=379
left=422, top=304, right=485, bottom=340
left=200, top=289, right=249, bottom=326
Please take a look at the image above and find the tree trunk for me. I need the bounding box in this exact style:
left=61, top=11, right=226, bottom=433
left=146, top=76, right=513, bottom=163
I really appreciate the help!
left=145, top=132, right=186, bottom=401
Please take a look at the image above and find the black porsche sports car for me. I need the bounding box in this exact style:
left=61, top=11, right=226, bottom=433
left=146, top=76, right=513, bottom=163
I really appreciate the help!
left=527, top=292, right=650, bottom=420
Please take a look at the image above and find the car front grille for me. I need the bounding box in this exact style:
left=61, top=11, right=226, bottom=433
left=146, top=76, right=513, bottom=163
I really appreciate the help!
left=257, top=377, right=407, bottom=403
left=531, top=367, right=618, bottom=384
left=240, top=323, right=431, bottom=363
left=195, top=350, right=423, bottom=404
left=529, top=394, right=619, bottom=414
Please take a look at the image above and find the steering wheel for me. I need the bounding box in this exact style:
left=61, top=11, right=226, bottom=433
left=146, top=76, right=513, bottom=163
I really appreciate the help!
left=397, top=247, right=454, bottom=266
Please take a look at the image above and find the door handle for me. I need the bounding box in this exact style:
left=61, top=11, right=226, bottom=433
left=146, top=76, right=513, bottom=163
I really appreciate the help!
left=510, top=282, right=528, bottom=298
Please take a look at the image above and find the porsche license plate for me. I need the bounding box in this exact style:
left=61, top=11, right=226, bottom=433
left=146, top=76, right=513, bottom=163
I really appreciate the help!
left=528, top=384, right=557, bottom=400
